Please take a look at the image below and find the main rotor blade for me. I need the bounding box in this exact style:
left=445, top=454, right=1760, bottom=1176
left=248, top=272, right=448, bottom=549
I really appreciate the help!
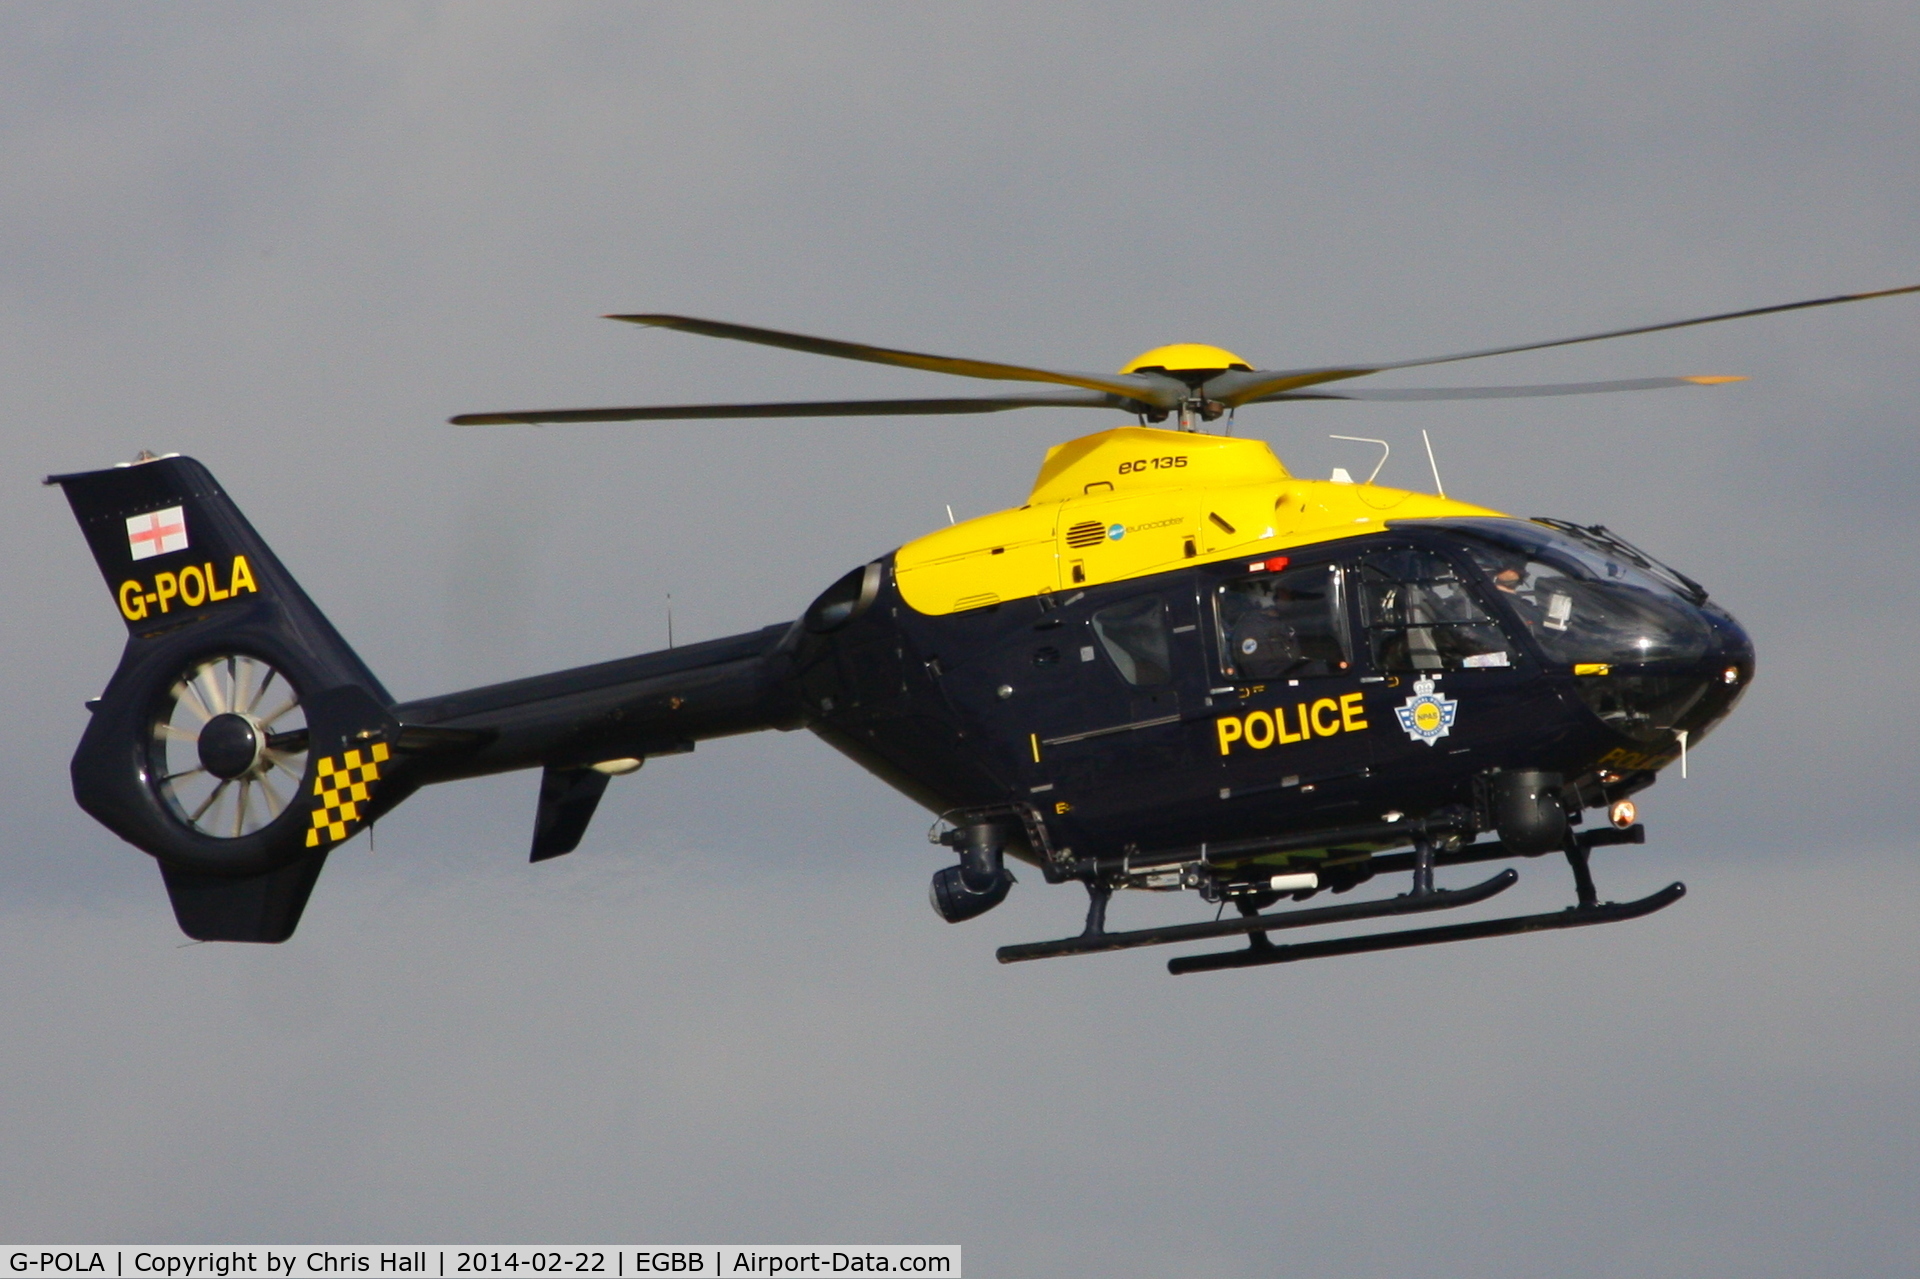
left=1258, top=375, right=1747, bottom=403
left=607, top=313, right=1180, bottom=407
left=450, top=391, right=1124, bottom=425
left=1209, top=283, right=1920, bottom=406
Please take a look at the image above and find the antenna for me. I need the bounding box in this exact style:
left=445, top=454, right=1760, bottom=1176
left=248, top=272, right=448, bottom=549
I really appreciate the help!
left=667, top=593, right=674, bottom=650
left=945, top=504, right=956, bottom=525
left=1422, top=429, right=1446, bottom=498
left=1329, top=435, right=1389, bottom=485
left=1677, top=728, right=1688, bottom=779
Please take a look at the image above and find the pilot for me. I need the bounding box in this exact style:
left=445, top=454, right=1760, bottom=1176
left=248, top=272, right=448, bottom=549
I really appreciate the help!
left=1485, top=561, right=1545, bottom=616
left=1488, top=561, right=1550, bottom=622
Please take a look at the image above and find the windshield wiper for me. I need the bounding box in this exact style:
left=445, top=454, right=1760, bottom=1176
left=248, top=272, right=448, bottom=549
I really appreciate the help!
left=1528, top=518, right=1710, bottom=606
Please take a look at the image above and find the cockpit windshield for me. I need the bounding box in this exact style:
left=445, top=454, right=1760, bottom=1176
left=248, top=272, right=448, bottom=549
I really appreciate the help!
left=1441, top=519, right=1713, bottom=667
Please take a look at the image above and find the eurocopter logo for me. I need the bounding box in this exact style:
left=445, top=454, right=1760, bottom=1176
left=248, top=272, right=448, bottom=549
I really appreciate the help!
left=1394, top=677, right=1458, bottom=746
left=1107, top=523, right=1126, bottom=541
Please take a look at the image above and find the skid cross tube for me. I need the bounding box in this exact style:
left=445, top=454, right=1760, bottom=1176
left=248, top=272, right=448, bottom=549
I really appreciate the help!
left=1167, top=881, right=1686, bottom=975
left=997, top=869, right=1518, bottom=963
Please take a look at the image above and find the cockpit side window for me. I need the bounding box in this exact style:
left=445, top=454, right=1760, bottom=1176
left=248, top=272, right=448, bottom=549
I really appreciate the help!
left=1091, top=596, right=1172, bottom=686
left=1214, top=563, right=1351, bottom=680
left=1358, top=546, right=1514, bottom=673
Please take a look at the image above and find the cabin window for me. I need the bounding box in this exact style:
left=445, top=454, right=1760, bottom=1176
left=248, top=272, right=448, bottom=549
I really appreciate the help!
left=1091, top=596, right=1172, bottom=686
left=1214, top=563, right=1352, bottom=680
left=1358, top=546, right=1513, bottom=673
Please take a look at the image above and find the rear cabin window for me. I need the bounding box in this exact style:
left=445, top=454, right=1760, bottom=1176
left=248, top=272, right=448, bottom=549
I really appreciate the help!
left=1091, top=596, right=1172, bottom=686
left=1215, top=563, right=1352, bottom=680
left=1358, top=546, right=1514, bottom=673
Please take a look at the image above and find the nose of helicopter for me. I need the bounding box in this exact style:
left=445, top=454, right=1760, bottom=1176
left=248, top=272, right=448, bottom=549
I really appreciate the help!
left=1568, top=595, right=1755, bottom=752
left=1686, top=601, right=1756, bottom=733
left=1446, top=517, right=1756, bottom=754
left=1673, top=600, right=1754, bottom=731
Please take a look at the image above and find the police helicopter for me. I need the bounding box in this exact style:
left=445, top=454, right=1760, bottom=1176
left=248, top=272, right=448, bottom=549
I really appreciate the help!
left=49, top=283, right=1918, bottom=970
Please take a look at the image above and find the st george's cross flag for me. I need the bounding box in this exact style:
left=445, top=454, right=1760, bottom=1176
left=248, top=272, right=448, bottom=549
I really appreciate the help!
left=126, top=506, right=189, bottom=560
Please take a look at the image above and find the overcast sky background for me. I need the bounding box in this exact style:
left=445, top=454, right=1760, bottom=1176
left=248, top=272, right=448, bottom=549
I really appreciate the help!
left=1, top=4, right=1917, bottom=1275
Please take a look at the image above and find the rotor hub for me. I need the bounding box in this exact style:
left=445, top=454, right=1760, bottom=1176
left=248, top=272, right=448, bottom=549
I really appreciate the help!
left=1119, top=343, right=1251, bottom=378
left=197, top=712, right=263, bottom=780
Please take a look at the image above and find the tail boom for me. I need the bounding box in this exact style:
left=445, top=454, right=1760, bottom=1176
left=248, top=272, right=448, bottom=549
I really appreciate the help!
left=51, top=453, right=807, bottom=941
left=389, top=623, right=804, bottom=783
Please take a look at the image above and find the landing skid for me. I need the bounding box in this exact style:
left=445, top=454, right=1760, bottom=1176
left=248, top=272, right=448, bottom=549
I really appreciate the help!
left=997, top=869, right=1519, bottom=963
left=1166, top=881, right=1685, bottom=975
left=997, top=821, right=1683, bottom=974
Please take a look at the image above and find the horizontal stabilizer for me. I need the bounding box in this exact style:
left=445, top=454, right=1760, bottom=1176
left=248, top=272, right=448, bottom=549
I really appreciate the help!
left=531, top=765, right=613, bottom=862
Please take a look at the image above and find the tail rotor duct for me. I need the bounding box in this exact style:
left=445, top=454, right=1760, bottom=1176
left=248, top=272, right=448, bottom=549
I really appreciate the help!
left=150, top=654, right=309, bottom=840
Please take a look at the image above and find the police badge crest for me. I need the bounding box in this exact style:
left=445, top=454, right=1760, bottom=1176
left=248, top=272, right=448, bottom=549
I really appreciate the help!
left=1394, top=677, right=1458, bottom=746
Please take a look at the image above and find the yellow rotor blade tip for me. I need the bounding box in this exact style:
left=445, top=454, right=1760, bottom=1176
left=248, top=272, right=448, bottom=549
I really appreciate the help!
left=1683, top=375, right=1747, bottom=385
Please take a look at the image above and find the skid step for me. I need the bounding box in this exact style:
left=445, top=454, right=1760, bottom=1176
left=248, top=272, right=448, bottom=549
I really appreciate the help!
left=996, top=869, right=1518, bottom=964
left=1167, top=881, right=1687, bottom=975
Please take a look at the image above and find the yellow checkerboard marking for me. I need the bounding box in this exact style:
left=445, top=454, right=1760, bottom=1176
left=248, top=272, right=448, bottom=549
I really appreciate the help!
left=305, top=740, right=391, bottom=848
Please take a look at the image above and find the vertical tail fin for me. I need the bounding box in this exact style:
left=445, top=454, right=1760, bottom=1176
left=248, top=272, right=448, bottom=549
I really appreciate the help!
left=49, top=454, right=404, bottom=942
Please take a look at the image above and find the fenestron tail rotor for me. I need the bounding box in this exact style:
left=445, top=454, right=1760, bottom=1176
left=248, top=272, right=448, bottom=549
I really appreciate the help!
left=450, top=284, right=1919, bottom=428
left=151, top=654, right=309, bottom=839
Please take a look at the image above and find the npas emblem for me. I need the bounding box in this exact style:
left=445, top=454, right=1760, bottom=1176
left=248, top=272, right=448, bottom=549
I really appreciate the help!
left=1394, top=678, right=1458, bottom=746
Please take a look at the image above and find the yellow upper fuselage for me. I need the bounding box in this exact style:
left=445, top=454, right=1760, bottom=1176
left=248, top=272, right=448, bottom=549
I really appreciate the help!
left=895, top=426, right=1505, bottom=615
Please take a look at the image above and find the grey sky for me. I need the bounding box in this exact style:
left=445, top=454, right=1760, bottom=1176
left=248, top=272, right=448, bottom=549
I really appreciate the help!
left=2, top=4, right=1916, bottom=1274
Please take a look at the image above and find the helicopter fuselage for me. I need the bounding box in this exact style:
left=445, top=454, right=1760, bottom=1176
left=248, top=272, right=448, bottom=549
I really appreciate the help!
left=780, top=428, right=1751, bottom=888
left=386, top=424, right=1753, bottom=887
left=50, top=427, right=1752, bottom=945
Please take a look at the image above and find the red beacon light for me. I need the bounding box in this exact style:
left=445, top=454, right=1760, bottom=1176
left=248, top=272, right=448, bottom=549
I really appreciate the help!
left=1247, top=556, right=1290, bottom=574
